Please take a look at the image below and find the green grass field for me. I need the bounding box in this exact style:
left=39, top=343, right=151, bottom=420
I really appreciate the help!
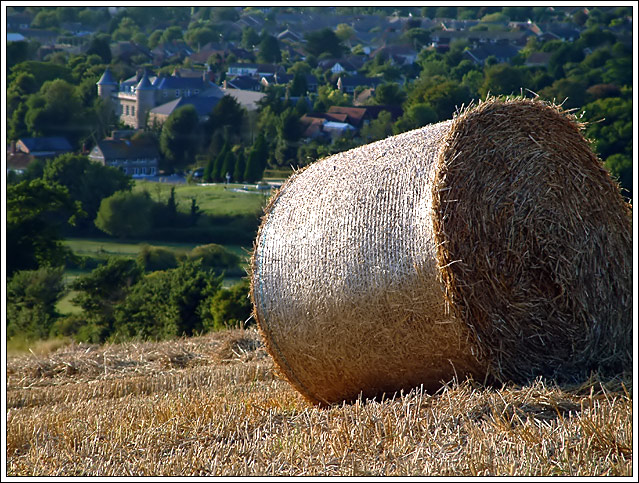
left=58, top=181, right=262, bottom=316
left=133, top=181, right=272, bottom=217
left=63, top=237, right=249, bottom=264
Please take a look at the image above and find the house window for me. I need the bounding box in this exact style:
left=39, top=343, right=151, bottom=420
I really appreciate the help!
left=125, top=105, right=129, bottom=115
left=194, top=89, right=199, bottom=95
left=131, top=106, right=135, bottom=116
left=175, top=90, right=180, bottom=97
left=164, top=90, right=168, bottom=97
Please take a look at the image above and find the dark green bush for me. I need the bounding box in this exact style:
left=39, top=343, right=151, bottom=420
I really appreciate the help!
left=207, top=279, right=253, bottom=331
left=113, top=260, right=223, bottom=341
left=187, top=243, right=242, bottom=275
left=136, top=244, right=181, bottom=272
left=6, top=266, right=65, bottom=340
left=70, top=257, right=143, bottom=337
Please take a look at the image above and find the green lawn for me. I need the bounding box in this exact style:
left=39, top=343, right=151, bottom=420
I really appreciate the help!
left=63, top=238, right=203, bottom=259
left=133, top=181, right=272, bottom=217
left=63, top=237, right=250, bottom=267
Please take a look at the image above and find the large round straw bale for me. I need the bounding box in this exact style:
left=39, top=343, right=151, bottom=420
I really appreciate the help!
left=250, top=98, right=633, bottom=405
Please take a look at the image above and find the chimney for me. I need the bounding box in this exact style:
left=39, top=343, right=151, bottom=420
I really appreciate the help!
left=223, top=80, right=227, bottom=89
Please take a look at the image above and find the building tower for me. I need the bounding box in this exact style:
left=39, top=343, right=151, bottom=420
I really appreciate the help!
left=96, top=67, right=117, bottom=105
left=135, top=70, right=155, bottom=130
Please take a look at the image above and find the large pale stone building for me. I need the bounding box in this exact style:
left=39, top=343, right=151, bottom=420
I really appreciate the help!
left=97, top=66, right=266, bottom=130
left=96, top=67, right=220, bottom=129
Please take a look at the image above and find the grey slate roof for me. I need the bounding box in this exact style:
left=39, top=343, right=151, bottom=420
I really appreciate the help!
left=154, top=76, right=210, bottom=91
left=97, top=67, right=118, bottom=85
left=150, top=96, right=221, bottom=118
left=93, top=138, right=160, bottom=161
left=18, top=137, right=72, bottom=153
left=136, top=71, right=154, bottom=90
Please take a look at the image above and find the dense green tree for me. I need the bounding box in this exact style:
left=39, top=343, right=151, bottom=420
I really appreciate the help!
left=601, top=57, right=632, bottom=87
left=185, top=26, right=219, bottom=49
left=160, top=105, right=201, bottom=172
left=113, top=260, right=222, bottom=340
left=209, top=141, right=230, bottom=182
left=148, top=30, right=163, bottom=49
left=8, top=102, right=29, bottom=141
left=335, top=23, right=355, bottom=43
left=86, top=34, right=112, bottom=64
left=164, top=186, right=178, bottom=226
left=393, top=103, right=438, bottom=134
left=244, top=132, right=268, bottom=182
left=233, top=149, right=246, bottom=182
left=187, top=244, right=241, bottom=274
left=257, top=35, right=281, bottom=63
left=315, top=85, right=351, bottom=109
left=360, top=111, right=394, bottom=142
left=136, top=245, right=180, bottom=272
left=583, top=96, right=632, bottom=160
left=208, top=95, right=246, bottom=135
left=210, top=6, right=239, bottom=22
left=362, top=53, right=402, bottom=82
left=220, top=149, right=237, bottom=182
left=278, top=108, right=302, bottom=143
left=289, top=71, right=308, bottom=97
left=24, top=78, right=88, bottom=147
left=94, top=190, right=155, bottom=238
left=374, top=83, right=406, bottom=106
left=480, top=64, right=526, bottom=98
left=189, top=198, right=201, bottom=226
left=208, top=279, right=253, bottom=331
left=538, top=77, right=588, bottom=110
left=604, top=153, right=632, bottom=200
left=578, top=27, right=617, bottom=50
left=304, top=28, right=345, bottom=58
left=451, top=59, right=477, bottom=81
left=408, top=77, right=472, bottom=120
left=402, top=28, right=431, bottom=50
left=7, top=266, right=65, bottom=341
left=71, top=257, right=142, bottom=341
left=7, top=179, right=84, bottom=276
left=43, top=154, right=132, bottom=230
left=112, top=17, right=141, bottom=41
left=241, top=26, right=260, bottom=50
left=31, top=9, right=59, bottom=29
left=7, top=41, right=30, bottom=70
left=287, top=61, right=312, bottom=76
left=547, top=42, right=585, bottom=78
left=9, top=61, right=72, bottom=90
left=501, top=6, right=533, bottom=21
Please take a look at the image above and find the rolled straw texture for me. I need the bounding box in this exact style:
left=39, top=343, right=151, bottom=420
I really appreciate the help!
left=250, top=98, right=632, bottom=405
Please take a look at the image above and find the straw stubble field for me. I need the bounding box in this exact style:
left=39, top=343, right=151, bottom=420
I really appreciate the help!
left=5, top=329, right=633, bottom=476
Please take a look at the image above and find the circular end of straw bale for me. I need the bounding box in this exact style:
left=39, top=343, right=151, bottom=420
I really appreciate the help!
left=432, top=97, right=633, bottom=384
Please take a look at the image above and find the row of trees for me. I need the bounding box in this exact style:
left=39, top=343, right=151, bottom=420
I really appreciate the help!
left=8, top=256, right=253, bottom=344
